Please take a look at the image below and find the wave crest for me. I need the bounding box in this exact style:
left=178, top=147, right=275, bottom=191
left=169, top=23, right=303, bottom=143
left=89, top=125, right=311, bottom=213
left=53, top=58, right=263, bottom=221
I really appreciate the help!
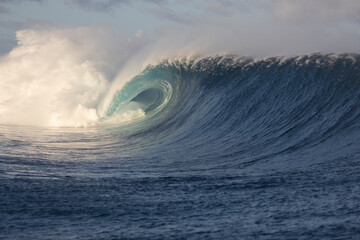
left=1, top=29, right=359, bottom=130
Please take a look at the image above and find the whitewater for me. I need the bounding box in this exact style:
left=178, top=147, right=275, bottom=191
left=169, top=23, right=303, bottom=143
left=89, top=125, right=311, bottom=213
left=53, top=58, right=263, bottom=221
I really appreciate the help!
left=1, top=29, right=360, bottom=239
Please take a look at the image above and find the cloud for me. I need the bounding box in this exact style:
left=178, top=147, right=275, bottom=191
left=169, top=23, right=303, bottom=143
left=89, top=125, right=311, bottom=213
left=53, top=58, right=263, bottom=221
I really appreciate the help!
left=270, top=0, right=360, bottom=22
left=149, top=5, right=196, bottom=24
left=66, top=0, right=258, bottom=24
left=0, top=5, right=8, bottom=13
left=0, top=0, right=43, bottom=2
left=0, top=0, right=43, bottom=14
left=66, top=0, right=130, bottom=12
left=2, top=0, right=360, bottom=58
left=202, top=0, right=266, bottom=15
left=66, top=0, right=359, bottom=56
left=67, top=0, right=169, bottom=13
left=146, top=0, right=267, bottom=25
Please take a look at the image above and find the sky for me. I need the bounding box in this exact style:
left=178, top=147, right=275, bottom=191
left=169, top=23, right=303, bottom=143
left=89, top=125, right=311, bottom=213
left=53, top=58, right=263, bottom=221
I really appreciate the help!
left=1, top=0, right=360, bottom=57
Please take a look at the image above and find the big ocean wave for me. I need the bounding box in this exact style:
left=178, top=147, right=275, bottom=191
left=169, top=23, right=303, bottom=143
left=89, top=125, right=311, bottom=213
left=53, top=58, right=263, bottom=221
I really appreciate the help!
left=91, top=54, right=360, bottom=170
left=2, top=53, right=360, bottom=159
left=106, top=54, right=360, bottom=140
left=0, top=28, right=360, bottom=172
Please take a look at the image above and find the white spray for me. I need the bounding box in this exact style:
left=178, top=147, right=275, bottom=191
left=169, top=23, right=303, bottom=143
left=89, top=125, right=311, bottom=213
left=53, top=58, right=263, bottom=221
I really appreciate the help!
left=0, top=27, right=147, bottom=127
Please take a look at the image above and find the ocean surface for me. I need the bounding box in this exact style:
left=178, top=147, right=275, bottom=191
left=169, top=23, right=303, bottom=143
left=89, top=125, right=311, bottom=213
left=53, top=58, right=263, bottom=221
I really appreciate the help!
left=1, top=54, right=360, bottom=239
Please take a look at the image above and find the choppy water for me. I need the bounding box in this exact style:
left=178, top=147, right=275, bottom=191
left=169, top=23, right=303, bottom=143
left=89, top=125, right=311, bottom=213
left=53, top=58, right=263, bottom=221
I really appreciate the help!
left=1, top=54, right=360, bottom=239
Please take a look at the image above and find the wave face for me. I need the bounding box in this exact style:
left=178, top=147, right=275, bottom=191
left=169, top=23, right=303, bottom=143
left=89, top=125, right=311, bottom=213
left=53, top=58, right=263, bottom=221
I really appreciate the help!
left=2, top=53, right=360, bottom=239
left=99, top=54, right=360, bottom=169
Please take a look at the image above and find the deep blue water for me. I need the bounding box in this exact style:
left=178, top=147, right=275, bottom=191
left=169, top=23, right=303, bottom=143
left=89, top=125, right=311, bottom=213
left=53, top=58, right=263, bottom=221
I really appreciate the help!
left=1, top=54, right=360, bottom=239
